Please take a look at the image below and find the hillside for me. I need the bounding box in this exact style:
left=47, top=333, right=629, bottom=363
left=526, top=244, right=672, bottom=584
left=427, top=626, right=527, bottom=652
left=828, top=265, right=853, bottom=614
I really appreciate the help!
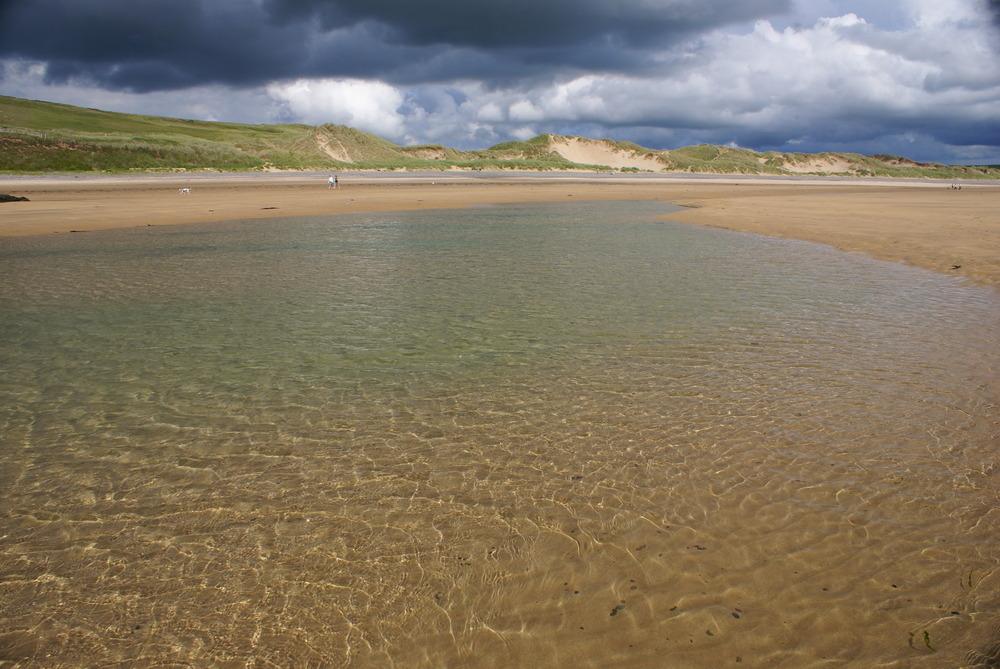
left=1, top=96, right=997, bottom=179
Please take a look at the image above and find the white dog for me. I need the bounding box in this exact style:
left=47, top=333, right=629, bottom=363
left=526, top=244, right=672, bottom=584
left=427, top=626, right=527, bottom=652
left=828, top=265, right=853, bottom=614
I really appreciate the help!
left=178, top=187, right=191, bottom=194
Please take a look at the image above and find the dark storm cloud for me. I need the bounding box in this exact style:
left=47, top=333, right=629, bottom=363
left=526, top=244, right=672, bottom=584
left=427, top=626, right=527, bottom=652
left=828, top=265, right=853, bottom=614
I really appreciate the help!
left=263, top=0, right=788, bottom=48
left=0, top=0, right=788, bottom=91
left=0, top=0, right=404, bottom=90
left=989, top=0, right=1000, bottom=26
left=2, top=0, right=998, bottom=164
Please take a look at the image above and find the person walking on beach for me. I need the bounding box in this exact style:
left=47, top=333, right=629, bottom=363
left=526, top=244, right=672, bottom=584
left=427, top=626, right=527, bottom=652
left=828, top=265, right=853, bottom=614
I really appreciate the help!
left=328, top=175, right=336, bottom=189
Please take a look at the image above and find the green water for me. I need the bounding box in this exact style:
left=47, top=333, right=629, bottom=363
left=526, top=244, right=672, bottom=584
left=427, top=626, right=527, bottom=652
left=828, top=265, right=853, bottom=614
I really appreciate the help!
left=0, top=201, right=998, bottom=667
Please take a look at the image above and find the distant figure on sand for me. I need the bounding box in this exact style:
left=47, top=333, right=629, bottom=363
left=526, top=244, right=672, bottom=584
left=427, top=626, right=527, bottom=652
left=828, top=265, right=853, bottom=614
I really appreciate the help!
left=328, top=176, right=337, bottom=189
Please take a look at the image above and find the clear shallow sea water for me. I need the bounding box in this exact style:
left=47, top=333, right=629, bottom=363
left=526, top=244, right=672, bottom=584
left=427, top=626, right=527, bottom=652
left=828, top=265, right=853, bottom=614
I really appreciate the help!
left=1, top=201, right=998, bottom=667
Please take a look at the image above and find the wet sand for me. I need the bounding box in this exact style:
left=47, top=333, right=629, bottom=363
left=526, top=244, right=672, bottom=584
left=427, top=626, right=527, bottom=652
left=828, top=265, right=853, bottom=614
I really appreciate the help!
left=0, top=175, right=1000, bottom=669
left=1, top=189, right=999, bottom=667
left=1, top=174, right=999, bottom=288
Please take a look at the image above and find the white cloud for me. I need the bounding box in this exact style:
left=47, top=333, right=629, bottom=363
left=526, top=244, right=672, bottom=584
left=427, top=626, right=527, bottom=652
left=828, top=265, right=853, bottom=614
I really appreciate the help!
left=421, top=2, right=999, bottom=156
left=508, top=99, right=544, bottom=122
left=903, top=0, right=981, bottom=28
left=2, top=0, right=999, bottom=162
left=266, top=79, right=405, bottom=138
left=476, top=102, right=504, bottom=122
left=0, top=60, right=280, bottom=123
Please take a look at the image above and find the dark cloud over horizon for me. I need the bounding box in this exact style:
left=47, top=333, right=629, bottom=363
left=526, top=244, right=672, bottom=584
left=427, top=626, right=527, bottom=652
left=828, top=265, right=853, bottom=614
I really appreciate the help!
left=262, top=0, right=788, bottom=48
left=0, top=0, right=787, bottom=91
left=1, top=0, right=999, bottom=163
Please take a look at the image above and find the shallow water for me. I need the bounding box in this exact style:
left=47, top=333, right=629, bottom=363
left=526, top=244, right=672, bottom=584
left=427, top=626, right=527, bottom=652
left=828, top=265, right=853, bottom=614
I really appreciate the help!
left=1, top=201, right=998, bottom=667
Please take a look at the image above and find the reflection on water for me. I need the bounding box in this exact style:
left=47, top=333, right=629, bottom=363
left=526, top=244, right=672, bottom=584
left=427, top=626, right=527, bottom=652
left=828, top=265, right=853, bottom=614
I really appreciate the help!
left=0, top=202, right=998, bottom=667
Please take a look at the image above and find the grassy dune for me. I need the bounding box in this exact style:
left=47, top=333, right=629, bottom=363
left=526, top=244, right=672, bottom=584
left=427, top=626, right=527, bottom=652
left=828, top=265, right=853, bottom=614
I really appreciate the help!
left=659, top=144, right=998, bottom=179
left=1, top=95, right=996, bottom=178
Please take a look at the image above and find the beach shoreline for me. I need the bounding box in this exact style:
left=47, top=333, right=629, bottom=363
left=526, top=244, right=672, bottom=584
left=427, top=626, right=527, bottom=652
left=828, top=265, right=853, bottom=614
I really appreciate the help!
left=2, top=173, right=999, bottom=289
left=3, top=175, right=999, bottom=667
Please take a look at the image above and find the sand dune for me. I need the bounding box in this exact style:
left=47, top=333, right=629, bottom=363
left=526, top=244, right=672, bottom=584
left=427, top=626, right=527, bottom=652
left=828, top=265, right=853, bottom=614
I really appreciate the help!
left=314, top=129, right=354, bottom=163
left=548, top=136, right=666, bottom=171
left=778, top=155, right=854, bottom=174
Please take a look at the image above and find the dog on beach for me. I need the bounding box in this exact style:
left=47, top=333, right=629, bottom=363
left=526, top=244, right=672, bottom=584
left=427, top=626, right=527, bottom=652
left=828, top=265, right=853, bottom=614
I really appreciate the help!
left=178, top=187, right=191, bottom=194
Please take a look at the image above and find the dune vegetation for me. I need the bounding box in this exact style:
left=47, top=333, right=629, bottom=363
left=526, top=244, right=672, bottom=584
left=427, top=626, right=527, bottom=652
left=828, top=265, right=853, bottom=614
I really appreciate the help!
left=1, top=95, right=997, bottom=178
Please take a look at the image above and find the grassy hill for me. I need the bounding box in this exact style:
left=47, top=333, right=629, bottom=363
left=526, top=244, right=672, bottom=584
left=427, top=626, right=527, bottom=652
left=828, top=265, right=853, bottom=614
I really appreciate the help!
left=1, top=95, right=997, bottom=179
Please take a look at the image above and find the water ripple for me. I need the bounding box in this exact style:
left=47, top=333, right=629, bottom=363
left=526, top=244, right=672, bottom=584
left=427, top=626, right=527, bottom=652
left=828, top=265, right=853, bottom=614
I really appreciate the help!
left=0, top=202, right=998, bottom=667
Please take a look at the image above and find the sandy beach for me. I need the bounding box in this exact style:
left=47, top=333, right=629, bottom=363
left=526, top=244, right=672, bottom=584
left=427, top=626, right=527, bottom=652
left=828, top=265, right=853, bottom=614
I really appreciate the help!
left=6, top=0, right=1000, bottom=663
left=2, top=174, right=1000, bottom=667
left=2, top=174, right=999, bottom=289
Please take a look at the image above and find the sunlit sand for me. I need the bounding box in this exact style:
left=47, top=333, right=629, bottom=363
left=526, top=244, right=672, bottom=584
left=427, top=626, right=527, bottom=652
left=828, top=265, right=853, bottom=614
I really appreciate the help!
left=1, top=199, right=998, bottom=666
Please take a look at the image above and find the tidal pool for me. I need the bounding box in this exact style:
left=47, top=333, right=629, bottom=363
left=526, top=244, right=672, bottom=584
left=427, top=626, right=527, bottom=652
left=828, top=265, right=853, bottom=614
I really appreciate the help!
left=1, top=202, right=998, bottom=667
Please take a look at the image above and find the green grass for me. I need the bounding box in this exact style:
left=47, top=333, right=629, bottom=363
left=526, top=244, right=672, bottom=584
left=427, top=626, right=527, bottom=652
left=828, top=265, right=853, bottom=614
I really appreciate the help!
left=0, top=95, right=306, bottom=140
left=0, top=96, right=331, bottom=171
left=481, top=135, right=572, bottom=163
left=0, top=129, right=264, bottom=171
left=662, top=145, right=783, bottom=174
left=0, top=97, right=581, bottom=172
left=2, top=95, right=998, bottom=178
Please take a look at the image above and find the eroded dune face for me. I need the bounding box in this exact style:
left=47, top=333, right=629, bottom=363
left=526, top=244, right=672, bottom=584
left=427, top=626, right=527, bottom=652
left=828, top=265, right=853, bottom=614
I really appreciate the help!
left=548, top=136, right=666, bottom=171
left=315, top=130, right=355, bottom=163
left=1, top=202, right=998, bottom=668
left=779, top=155, right=854, bottom=174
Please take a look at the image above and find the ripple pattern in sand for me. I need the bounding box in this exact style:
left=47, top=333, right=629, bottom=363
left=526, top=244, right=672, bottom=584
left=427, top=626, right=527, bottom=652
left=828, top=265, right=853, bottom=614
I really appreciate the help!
left=0, top=202, right=998, bottom=667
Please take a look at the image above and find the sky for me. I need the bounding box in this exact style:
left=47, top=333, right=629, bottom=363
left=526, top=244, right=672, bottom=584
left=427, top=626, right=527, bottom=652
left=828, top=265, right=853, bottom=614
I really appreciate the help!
left=1, top=0, right=998, bottom=163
